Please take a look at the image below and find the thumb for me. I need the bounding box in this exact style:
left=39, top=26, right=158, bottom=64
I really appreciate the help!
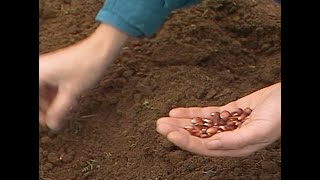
left=45, top=91, right=74, bottom=131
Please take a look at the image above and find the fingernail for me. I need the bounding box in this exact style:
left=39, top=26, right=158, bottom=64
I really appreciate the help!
left=207, top=140, right=222, bottom=149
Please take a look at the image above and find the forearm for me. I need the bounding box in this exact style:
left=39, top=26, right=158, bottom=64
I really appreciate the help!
left=85, top=23, right=128, bottom=65
left=41, top=23, right=128, bottom=66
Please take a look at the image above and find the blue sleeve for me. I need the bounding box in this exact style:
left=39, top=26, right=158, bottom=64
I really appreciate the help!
left=95, top=0, right=200, bottom=37
left=273, top=0, right=281, bottom=5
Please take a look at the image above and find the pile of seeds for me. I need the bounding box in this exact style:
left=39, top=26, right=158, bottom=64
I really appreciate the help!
left=184, top=107, right=253, bottom=138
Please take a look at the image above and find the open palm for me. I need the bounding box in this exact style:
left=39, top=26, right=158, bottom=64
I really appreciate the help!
left=157, top=83, right=281, bottom=157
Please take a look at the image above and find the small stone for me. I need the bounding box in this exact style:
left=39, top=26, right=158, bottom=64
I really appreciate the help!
left=43, top=163, right=54, bottom=171
left=61, top=152, right=75, bottom=163
left=47, top=152, right=60, bottom=164
left=261, top=161, right=278, bottom=174
left=205, top=89, right=218, bottom=99
left=40, top=136, right=51, bottom=144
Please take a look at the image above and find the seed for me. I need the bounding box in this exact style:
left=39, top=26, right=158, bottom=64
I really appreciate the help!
left=229, top=116, right=239, bottom=120
left=232, top=108, right=244, bottom=116
left=201, top=128, right=207, bottom=134
left=206, top=127, right=218, bottom=134
left=200, top=134, right=210, bottom=138
left=243, top=107, right=253, bottom=114
left=203, top=118, right=213, bottom=123
left=210, top=113, right=220, bottom=124
left=226, top=121, right=235, bottom=126
left=210, top=112, right=220, bottom=117
left=184, top=125, right=194, bottom=131
left=235, top=122, right=242, bottom=126
left=220, top=110, right=231, bottom=120
left=190, top=130, right=201, bottom=137
left=224, top=124, right=237, bottom=131
left=238, top=113, right=248, bottom=121
left=218, top=126, right=226, bottom=131
left=196, top=122, right=205, bottom=127
left=217, top=119, right=227, bottom=126
left=191, top=117, right=202, bottom=124
left=203, top=123, right=213, bottom=127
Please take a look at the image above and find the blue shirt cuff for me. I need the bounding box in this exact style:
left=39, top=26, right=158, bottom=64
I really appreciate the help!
left=95, top=0, right=200, bottom=37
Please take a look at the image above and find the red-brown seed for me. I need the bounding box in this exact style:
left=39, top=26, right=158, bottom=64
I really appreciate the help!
left=196, top=122, right=205, bottom=127
left=243, top=107, right=252, bottom=115
left=220, top=110, right=231, bottom=120
left=232, top=108, right=244, bottom=116
left=191, top=130, right=201, bottom=137
left=226, top=121, right=235, bottom=126
left=210, top=113, right=220, bottom=124
left=203, top=118, right=213, bottom=123
left=217, top=119, right=227, bottom=126
left=228, top=116, right=239, bottom=120
left=235, top=122, right=242, bottom=127
left=224, top=124, right=237, bottom=131
left=191, top=117, right=203, bottom=124
left=203, top=123, right=213, bottom=127
left=184, top=126, right=194, bottom=131
left=238, top=113, right=248, bottom=121
left=201, top=128, right=207, bottom=134
left=218, top=126, right=226, bottom=131
left=200, top=134, right=210, bottom=138
left=206, top=127, right=218, bottom=134
left=210, top=112, right=220, bottom=117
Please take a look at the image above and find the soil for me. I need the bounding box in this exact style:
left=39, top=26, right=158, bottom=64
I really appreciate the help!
left=39, top=0, right=281, bottom=179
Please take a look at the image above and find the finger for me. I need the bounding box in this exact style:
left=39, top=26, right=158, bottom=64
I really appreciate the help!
left=206, top=119, right=268, bottom=150
left=156, top=117, right=192, bottom=136
left=166, top=129, right=260, bottom=157
left=157, top=117, right=191, bottom=127
left=167, top=128, right=212, bottom=155
left=39, top=110, right=46, bottom=127
left=45, top=91, right=74, bottom=131
left=169, top=107, right=221, bottom=118
left=39, top=94, right=50, bottom=112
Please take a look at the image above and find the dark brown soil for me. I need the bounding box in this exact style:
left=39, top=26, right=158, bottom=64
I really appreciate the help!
left=39, top=0, right=281, bottom=179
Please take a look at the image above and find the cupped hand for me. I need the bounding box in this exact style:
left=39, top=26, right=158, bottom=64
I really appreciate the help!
left=157, top=83, right=281, bottom=157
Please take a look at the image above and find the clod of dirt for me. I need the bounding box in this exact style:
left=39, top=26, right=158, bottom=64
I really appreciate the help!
left=42, top=150, right=49, bottom=157
left=165, top=150, right=187, bottom=165
left=61, top=152, right=75, bottom=163
left=260, top=160, right=278, bottom=174
left=136, top=83, right=154, bottom=96
left=63, top=0, right=72, bottom=4
left=122, top=70, right=135, bottom=78
left=151, top=42, right=211, bottom=65
left=99, top=79, right=114, bottom=88
left=259, top=173, right=273, bottom=180
left=215, top=88, right=232, bottom=99
left=47, top=131, right=58, bottom=138
left=160, top=139, right=176, bottom=149
left=133, top=93, right=142, bottom=103
left=41, top=7, right=59, bottom=20
left=205, top=88, right=219, bottom=100
left=47, top=152, right=60, bottom=164
left=40, top=136, right=52, bottom=145
left=43, top=163, right=54, bottom=171
left=112, top=77, right=127, bottom=88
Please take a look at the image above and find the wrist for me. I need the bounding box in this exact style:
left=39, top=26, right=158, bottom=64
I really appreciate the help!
left=85, top=23, right=128, bottom=66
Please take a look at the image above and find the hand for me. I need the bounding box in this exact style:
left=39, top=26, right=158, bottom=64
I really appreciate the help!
left=39, top=23, right=128, bottom=131
left=157, top=83, right=281, bottom=157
